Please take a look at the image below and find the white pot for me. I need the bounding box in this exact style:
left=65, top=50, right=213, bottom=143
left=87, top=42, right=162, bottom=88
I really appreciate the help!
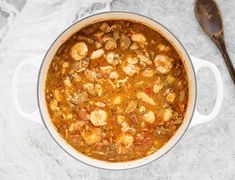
left=12, top=12, right=223, bottom=170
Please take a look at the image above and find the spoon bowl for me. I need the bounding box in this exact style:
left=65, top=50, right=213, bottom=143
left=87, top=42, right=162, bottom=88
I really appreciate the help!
left=195, top=0, right=235, bottom=84
left=195, top=0, right=222, bottom=34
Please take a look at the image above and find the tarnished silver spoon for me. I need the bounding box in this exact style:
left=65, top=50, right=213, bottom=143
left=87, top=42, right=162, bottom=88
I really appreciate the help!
left=195, top=0, right=235, bottom=84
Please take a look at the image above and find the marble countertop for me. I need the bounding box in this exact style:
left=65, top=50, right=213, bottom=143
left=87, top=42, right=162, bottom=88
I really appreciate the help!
left=0, top=0, right=234, bottom=179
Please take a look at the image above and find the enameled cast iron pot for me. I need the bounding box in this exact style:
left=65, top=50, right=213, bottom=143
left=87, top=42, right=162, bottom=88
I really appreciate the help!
left=12, top=12, right=223, bottom=170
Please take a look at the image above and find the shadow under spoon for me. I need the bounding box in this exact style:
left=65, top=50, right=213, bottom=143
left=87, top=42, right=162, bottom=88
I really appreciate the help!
left=195, top=0, right=235, bottom=85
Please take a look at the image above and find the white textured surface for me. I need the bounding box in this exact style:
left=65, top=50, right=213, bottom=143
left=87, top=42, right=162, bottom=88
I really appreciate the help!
left=0, top=0, right=235, bottom=179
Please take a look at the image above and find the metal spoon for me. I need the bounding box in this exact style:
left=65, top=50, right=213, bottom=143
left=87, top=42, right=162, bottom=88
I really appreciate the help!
left=195, top=0, right=235, bottom=84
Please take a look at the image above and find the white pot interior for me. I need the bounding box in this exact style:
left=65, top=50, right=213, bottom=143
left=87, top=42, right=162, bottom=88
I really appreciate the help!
left=38, top=12, right=196, bottom=170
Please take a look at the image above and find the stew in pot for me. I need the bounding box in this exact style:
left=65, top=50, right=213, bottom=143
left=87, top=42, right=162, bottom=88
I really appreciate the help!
left=45, top=20, right=188, bottom=162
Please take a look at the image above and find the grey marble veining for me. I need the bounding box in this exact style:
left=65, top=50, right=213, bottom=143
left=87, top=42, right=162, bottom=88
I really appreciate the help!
left=0, top=0, right=234, bottom=179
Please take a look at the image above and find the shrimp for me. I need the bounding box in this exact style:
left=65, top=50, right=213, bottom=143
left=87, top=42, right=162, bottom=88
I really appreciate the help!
left=137, top=54, right=152, bottom=66
left=100, top=66, right=113, bottom=76
left=117, top=116, right=133, bottom=133
left=70, top=42, right=88, bottom=61
left=154, top=55, right=173, bottom=74
left=163, top=108, right=173, bottom=121
left=109, top=71, right=119, bottom=80
left=131, top=33, right=146, bottom=44
left=90, top=49, right=104, bottom=59
left=125, top=100, right=137, bottom=113
left=142, top=68, right=154, bottom=77
left=127, top=56, right=139, bottom=64
left=153, top=77, right=164, bottom=93
left=116, top=134, right=134, bottom=154
left=137, top=91, right=156, bottom=105
left=122, top=64, right=140, bottom=76
left=157, top=44, right=170, bottom=52
left=142, top=111, right=155, bottom=123
left=81, top=128, right=101, bottom=145
left=105, top=39, right=117, bottom=51
left=89, top=109, right=107, bottom=126
left=105, top=52, right=121, bottom=65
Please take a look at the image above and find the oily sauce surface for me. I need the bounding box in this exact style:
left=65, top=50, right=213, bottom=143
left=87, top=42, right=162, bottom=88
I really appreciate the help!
left=45, top=20, right=188, bottom=162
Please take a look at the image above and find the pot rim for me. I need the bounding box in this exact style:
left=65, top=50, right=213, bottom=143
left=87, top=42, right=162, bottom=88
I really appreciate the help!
left=37, top=11, right=197, bottom=170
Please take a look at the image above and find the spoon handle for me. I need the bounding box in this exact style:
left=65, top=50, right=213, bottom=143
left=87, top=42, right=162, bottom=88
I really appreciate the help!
left=215, top=39, right=235, bottom=84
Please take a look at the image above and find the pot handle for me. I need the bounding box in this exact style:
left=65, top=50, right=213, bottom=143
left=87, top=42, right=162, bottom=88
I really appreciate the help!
left=189, top=55, right=223, bottom=128
left=11, top=58, right=43, bottom=124
left=12, top=56, right=223, bottom=127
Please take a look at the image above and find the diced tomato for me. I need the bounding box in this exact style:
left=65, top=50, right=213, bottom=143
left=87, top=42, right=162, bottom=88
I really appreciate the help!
left=97, top=36, right=103, bottom=43
left=142, top=137, right=154, bottom=149
left=179, top=104, right=185, bottom=113
left=78, top=108, right=88, bottom=121
left=129, top=114, right=138, bottom=125
left=95, top=142, right=105, bottom=151
left=126, top=32, right=132, bottom=37
left=70, top=134, right=83, bottom=146
left=144, top=87, right=152, bottom=95
left=100, top=71, right=108, bottom=78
